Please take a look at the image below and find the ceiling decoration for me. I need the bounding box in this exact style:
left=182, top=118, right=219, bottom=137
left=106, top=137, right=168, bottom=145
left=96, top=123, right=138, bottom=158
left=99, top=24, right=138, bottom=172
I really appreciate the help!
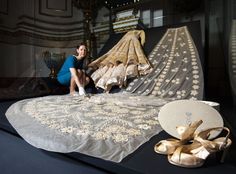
left=103, top=0, right=141, bottom=9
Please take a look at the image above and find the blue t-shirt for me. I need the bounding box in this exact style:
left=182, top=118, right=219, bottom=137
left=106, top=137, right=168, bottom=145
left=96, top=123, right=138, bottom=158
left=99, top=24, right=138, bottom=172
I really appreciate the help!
left=57, top=55, right=84, bottom=85
left=58, top=55, right=84, bottom=76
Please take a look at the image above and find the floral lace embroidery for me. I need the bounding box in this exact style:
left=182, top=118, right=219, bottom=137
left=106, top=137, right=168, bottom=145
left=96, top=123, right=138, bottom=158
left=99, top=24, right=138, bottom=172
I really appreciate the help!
left=126, top=26, right=203, bottom=100
left=23, top=94, right=164, bottom=143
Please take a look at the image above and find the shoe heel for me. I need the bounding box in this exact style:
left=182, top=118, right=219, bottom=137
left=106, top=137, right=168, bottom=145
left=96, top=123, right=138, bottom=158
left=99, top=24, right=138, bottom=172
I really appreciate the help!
left=220, top=147, right=230, bottom=163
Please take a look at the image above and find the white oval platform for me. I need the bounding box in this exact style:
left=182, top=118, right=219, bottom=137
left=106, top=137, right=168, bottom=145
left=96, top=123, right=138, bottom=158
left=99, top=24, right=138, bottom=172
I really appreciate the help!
left=158, top=100, right=223, bottom=139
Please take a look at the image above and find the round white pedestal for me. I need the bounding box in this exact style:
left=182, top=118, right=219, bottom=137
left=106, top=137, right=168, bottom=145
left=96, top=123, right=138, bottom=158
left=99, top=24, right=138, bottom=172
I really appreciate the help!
left=199, top=101, right=220, bottom=111
left=158, top=100, right=223, bottom=139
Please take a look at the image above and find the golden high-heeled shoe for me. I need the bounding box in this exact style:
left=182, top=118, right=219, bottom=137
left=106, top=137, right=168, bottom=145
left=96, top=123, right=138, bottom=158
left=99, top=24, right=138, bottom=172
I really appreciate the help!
left=177, top=120, right=203, bottom=142
left=167, top=127, right=232, bottom=168
left=154, top=138, right=183, bottom=155
left=154, top=120, right=203, bottom=155
left=193, top=127, right=232, bottom=163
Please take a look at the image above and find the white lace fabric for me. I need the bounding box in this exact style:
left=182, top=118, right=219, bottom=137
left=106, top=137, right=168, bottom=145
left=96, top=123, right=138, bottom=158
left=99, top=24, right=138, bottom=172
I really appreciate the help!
left=5, top=26, right=204, bottom=162
left=6, top=93, right=171, bottom=162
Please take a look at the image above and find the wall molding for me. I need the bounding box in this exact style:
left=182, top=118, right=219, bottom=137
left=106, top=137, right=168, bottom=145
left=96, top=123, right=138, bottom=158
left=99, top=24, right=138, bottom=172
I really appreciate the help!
left=4, top=15, right=85, bottom=38
left=0, top=28, right=83, bottom=48
left=0, top=0, right=8, bottom=15
left=17, top=22, right=83, bottom=34
left=47, top=0, right=67, bottom=11
left=39, top=0, right=73, bottom=18
left=19, top=15, right=83, bottom=26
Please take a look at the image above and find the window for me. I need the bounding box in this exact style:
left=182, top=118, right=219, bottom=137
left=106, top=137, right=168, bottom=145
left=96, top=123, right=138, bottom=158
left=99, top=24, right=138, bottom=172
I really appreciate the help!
left=141, top=10, right=151, bottom=28
left=141, top=9, right=163, bottom=28
left=153, top=10, right=163, bottom=27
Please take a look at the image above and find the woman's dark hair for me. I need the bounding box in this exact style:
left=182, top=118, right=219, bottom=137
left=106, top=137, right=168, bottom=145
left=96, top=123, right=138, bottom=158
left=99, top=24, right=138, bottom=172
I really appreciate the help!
left=76, top=42, right=87, bottom=49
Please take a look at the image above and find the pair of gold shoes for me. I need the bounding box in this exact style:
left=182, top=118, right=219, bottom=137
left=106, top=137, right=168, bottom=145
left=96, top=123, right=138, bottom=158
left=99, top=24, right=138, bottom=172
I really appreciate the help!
left=154, top=120, right=232, bottom=168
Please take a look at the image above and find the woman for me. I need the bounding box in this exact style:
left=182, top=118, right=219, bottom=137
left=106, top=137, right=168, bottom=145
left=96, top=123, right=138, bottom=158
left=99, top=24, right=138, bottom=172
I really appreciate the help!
left=57, top=43, right=90, bottom=96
